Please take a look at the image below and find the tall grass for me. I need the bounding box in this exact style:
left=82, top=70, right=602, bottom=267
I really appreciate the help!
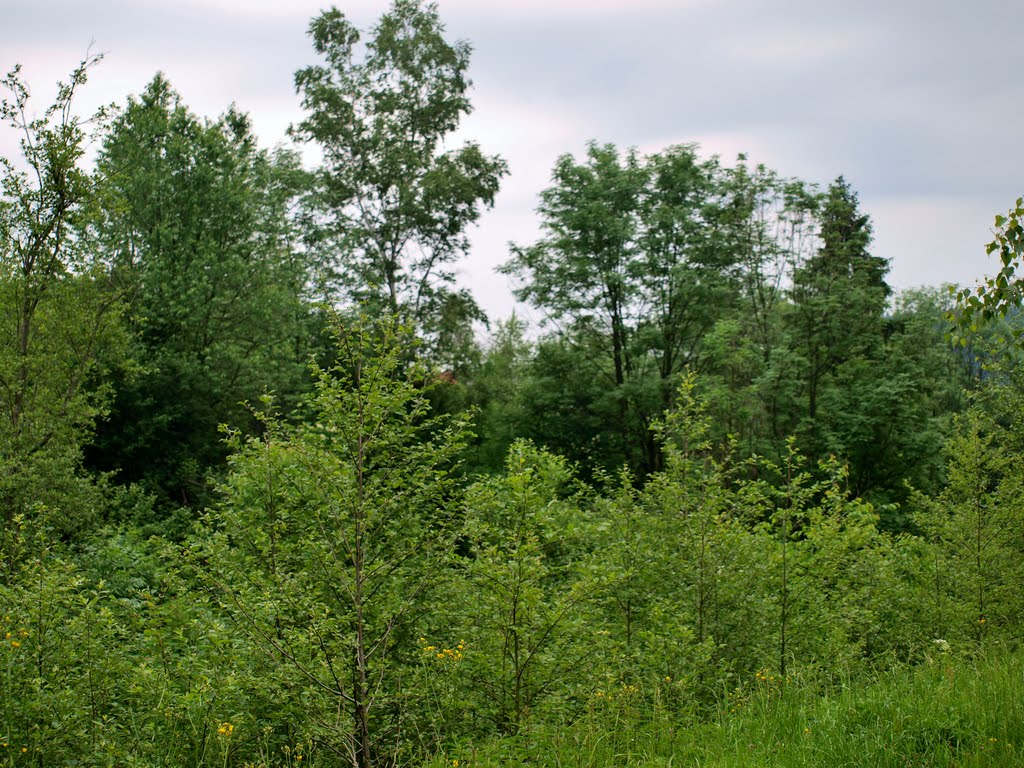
left=425, top=646, right=1024, bottom=767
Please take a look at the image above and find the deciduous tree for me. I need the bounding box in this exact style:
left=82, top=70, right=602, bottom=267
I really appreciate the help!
left=293, top=0, right=506, bottom=362
left=0, top=56, right=126, bottom=544
left=203, top=317, right=469, bottom=767
left=503, top=143, right=734, bottom=475
left=87, top=75, right=311, bottom=513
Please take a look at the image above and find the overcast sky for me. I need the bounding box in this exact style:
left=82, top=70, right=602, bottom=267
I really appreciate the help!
left=3, top=0, right=1021, bottom=324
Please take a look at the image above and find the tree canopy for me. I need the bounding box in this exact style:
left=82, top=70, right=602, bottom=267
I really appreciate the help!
left=293, top=1, right=507, bottom=364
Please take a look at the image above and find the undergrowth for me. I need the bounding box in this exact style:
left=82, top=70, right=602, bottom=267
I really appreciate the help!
left=424, top=646, right=1024, bottom=767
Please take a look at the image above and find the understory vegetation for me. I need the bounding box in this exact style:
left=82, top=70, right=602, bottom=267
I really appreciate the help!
left=3, top=2, right=1024, bottom=766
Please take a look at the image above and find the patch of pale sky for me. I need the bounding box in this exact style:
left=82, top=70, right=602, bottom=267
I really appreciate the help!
left=680, top=130, right=833, bottom=188
left=869, top=196, right=1003, bottom=292
left=141, top=0, right=717, bottom=23
left=720, top=27, right=872, bottom=70
left=440, top=0, right=718, bottom=20
left=131, top=0, right=709, bottom=30
left=131, top=0, right=326, bottom=23
left=454, top=93, right=584, bottom=164
left=463, top=203, right=542, bottom=323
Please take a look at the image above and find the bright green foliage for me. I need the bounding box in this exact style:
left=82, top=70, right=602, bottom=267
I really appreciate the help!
left=293, top=1, right=507, bottom=363
left=627, top=375, right=754, bottom=695
left=457, top=441, right=597, bottom=735
left=588, top=470, right=652, bottom=670
left=88, top=74, right=311, bottom=513
left=424, top=648, right=1024, bottom=767
left=0, top=551, right=126, bottom=760
left=738, top=442, right=824, bottom=678
left=202, top=317, right=470, bottom=767
left=914, top=409, right=1024, bottom=646
left=0, top=525, right=310, bottom=766
left=0, top=57, right=127, bottom=544
left=637, top=377, right=911, bottom=686
left=740, top=445, right=909, bottom=677
left=793, top=458, right=905, bottom=667
left=952, top=198, right=1024, bottom=346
